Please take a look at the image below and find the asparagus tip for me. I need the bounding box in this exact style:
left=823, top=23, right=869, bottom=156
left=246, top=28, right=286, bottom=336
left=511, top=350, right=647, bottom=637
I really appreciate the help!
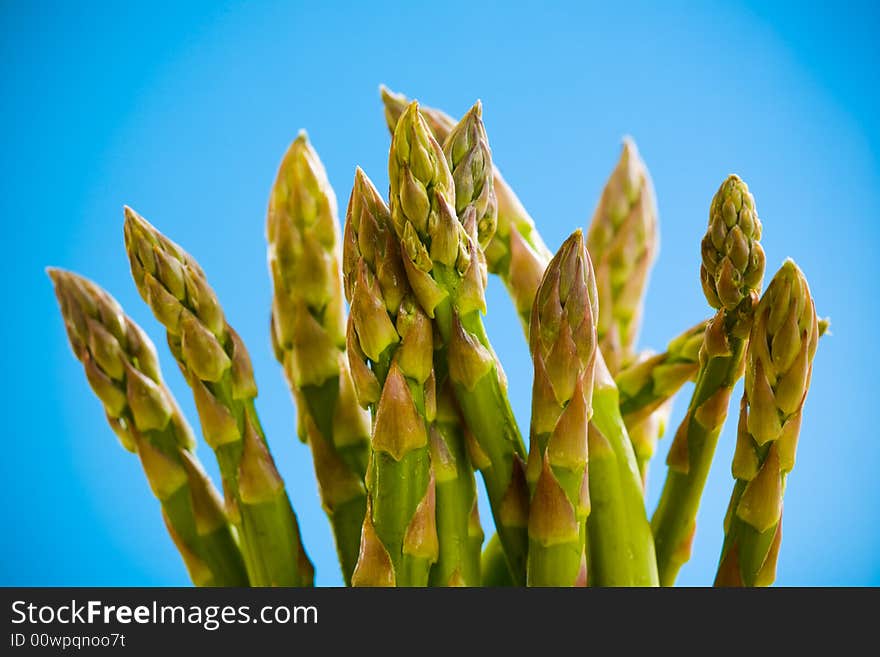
left=123, top=204, right=152, bottom=234
left=122, top=204, right=139, bottom=223
left=46, top=266, right=62, bottom=283
left=561, top=227, right=584, bottom=252
left=700, top=174, right=764, bottom=311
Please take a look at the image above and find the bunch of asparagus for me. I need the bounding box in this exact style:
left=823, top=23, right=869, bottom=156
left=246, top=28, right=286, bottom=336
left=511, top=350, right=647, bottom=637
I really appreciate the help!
left=49, top=87, right=825, bottom=587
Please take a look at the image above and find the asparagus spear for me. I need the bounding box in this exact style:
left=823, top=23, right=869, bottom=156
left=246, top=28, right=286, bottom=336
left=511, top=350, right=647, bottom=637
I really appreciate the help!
left=380, top=86, right=552, bottom=332
left=715, top=260, right=819, bottom=586
left=428, top=103, right=491, bottom=586
left=388, top=101, right=530, bottom=584
left=343, top=168, right=438, bottom=587
left=267, top=131, right=371, bottom=585
left=651, top=175, right=766, bottom=586
left=429, top=382, right=482, bottom=586
left=586, top=138, right=658, bottom=375
left=525, top=230, right=596, bottom=586
left=48, top=269, right=248, bottom=586
left=616, top=322, right=704, bottom=487
left=616, top=320, right=706, bottom=427
left=124, top=207, right=313, bottom=587
left=590, top=351, right=659, bottom=585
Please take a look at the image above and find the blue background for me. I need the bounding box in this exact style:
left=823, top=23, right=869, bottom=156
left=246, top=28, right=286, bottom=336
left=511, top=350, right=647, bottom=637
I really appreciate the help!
left=2, top=1, right=878, bottom=586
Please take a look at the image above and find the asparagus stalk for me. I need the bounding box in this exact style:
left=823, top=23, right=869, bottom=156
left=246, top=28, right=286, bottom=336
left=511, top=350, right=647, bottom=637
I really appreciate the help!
left=380, top=86, right=552, bottom=332
left=267, top=132, right=371, bottom=585
left=651, top=175, right=766, bottom=586
left=342, top=169, right=438, bottom=587
left=48, top=269, right=248, bottom=586
left=525, top=230, right=597, bottom=586
left=429, top=382, right=482, bottom=586
left=388, top=101, right=530, bottom=584
left=715, top=260, right=819, bottom=586
left=590, top=351, right=659, bottom=586
left=124, top=207, right=313, bottom=587
left=586, top=138, right=659, bottom=375
left=428, top=106, right=492, bottom=585
left=616, top=322, right=704, bottom=487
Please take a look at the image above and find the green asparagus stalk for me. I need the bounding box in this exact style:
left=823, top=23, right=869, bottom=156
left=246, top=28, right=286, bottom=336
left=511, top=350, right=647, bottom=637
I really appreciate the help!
left=586, top=138, right=658, bottom=375
left=342, top=168, right=438, bottom=587
left=651, top=175, right=766, bottom=586
left=124, top=207, right=313, bottom=587
left=380, top=86, right=552, bottom=332
left=48, top=269, right=248, bottom=586
left=388, top=101, right=530, bottom=584
left=525, top=230, right=596, bottom=586
left=590, top=351, right=659, bottom=586
left=429, top=382, right=482, bottom=586
left=267, top=131, right=371, bottom=585
left=616, top=322, right=704, bottom=488
left=715, top=260, right=819, bottom=586
left=429, top=106, right=494, bottom=585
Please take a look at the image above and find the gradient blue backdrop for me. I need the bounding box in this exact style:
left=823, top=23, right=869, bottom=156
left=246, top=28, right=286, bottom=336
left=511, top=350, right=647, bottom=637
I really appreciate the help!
left=2, top=1, right=878, bottom=586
